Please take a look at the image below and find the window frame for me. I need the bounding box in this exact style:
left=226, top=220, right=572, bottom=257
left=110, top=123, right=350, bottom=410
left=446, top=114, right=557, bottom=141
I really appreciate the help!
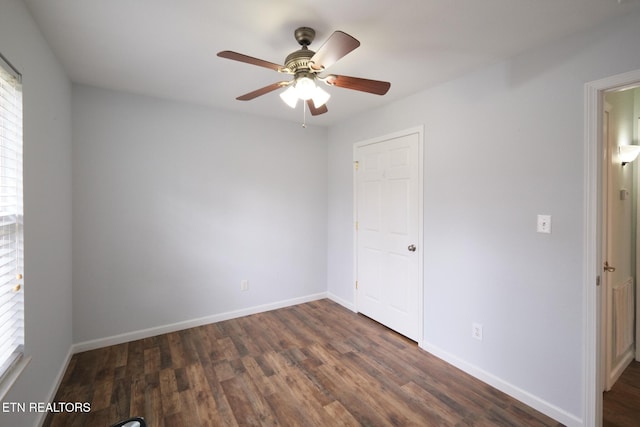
left=0, top=52, right=30, bottom=400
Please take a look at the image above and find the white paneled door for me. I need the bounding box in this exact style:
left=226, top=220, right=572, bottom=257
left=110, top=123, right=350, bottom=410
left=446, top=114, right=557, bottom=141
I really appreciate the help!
left=355, top=130, right=422, bottom=342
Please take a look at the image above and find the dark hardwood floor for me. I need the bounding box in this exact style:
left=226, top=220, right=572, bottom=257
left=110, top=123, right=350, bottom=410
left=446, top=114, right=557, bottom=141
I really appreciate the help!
left=603, top=360, right=640, bottom=427
left=44, top=299, right=563, bottom=426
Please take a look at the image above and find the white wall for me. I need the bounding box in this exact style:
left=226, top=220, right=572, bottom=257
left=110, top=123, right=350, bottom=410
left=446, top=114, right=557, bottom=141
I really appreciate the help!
left=72, top=85, right=328, bottom=343
left=0, top=0, right=73, bottom=426
left=327, top=10, right=640, bottom=426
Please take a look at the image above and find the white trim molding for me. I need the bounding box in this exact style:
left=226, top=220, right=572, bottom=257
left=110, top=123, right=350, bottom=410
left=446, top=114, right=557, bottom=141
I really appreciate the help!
left=36, top=350, right=73, bottom=427
left=327, top=292, right=356, bottom=312
left=421, top=342, right=583, bottom=426
left=72, top=293, right=328, bottom=353
left=0, top=356, right=31, bottom=402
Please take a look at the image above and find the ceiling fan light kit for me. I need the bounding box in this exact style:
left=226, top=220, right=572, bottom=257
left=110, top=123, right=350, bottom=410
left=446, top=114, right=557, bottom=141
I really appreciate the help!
left=279, top=79, right=331, bottom=109
left=279, top=86, right=298, bottom=108
left=217, top=26, right=391, bottom=123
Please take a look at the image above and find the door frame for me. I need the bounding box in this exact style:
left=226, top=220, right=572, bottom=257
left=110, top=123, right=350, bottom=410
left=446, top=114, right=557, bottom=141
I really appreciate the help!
left=352, top=126, right=425, bottom=346
left=584, top=69, right=640, bottom=427
left=601, top=100, right=612, bottom=392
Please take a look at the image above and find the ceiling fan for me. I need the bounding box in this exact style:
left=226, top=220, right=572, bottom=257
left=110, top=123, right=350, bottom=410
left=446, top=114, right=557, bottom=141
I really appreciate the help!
left=217, top=27, right=391, bottom=116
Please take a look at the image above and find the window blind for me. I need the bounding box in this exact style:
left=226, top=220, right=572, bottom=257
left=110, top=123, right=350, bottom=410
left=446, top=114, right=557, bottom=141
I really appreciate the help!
left=0, top=54, right=24, bottom=384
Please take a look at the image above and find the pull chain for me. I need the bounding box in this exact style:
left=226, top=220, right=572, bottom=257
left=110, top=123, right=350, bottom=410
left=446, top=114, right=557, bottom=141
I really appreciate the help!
left=302, top=101, right=307, bottom=128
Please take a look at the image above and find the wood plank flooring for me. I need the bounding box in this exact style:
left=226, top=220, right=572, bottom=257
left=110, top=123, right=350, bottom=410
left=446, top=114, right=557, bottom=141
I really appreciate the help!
left=603, top=360, right=640, bottom=427
left=44, top=299, right=563, bottom=426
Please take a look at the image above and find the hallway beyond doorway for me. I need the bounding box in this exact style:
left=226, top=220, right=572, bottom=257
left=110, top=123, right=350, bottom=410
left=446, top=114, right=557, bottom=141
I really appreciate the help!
left=603, top=361, right=640, bottom=426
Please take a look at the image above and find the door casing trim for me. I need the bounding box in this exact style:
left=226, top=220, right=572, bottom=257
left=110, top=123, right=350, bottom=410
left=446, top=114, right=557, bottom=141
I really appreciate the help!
left=584, top=69, right=640, bottom=427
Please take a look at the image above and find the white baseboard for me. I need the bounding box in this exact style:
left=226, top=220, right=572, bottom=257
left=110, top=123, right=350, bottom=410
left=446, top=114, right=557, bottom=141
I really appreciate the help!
left=72, top=292, right=328, bottom=354
left=420, top=341, right=583, bottom=427
left=327, top=292, right=356, bottom=312
left=37, top=347, right=74, bottom=427
left=608, top=348, right=635, bottom=390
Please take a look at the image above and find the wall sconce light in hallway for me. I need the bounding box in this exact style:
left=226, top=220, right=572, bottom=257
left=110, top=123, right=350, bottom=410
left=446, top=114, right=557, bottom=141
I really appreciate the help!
left=619, top=145, right=640, bottom=166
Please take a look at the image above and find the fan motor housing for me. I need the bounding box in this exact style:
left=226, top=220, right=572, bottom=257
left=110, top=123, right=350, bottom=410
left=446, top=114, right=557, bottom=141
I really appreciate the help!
left=284, top=48, right=315, bottom=74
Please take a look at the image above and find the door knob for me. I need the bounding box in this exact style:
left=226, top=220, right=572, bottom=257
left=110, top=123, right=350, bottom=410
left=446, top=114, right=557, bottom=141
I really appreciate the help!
left=603, top=262, right=616, bottom=272
left=408, top=244, right=416, bottom=252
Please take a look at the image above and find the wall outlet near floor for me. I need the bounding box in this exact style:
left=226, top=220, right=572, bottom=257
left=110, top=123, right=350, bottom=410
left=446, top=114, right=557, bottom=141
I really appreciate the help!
left=240, top=280, right=249, bottom=291
left=472, top=323, right=483, bottom=341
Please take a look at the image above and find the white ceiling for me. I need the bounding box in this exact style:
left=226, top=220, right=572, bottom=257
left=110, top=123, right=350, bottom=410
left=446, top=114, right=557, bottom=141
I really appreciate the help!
left=23, top=0, right=640, bottom=126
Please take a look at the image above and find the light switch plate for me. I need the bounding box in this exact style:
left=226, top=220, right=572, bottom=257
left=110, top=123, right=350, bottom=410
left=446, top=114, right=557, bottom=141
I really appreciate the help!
left=620, top=189, right=629, bottom=200
left=537, top=214, right=551, bottom=234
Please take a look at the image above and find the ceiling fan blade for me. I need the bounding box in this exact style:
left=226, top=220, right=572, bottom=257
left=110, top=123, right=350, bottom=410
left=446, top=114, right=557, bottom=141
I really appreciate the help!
left=236, top=82, right=289, bottom=101
left=325, top=75, right=391, bottom=95
left=309, top=31, right=360, bottom=71
left=307, top=99, right=328, bottom=116
left=217, top=51, right=284, bottom=72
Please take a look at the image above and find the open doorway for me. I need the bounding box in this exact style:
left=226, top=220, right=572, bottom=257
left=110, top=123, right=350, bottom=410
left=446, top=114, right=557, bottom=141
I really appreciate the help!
left=601, top=87, right=639, bottom=392
left=584, top=70, right=640, bottom=427
left=600, top=87, right=640, bottom=427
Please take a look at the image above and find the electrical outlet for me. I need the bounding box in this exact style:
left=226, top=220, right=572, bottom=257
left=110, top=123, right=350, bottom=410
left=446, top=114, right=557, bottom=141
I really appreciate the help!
left=472, top=323, right=483, bottom=341
left=240, top=280, right=249, bottom=291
